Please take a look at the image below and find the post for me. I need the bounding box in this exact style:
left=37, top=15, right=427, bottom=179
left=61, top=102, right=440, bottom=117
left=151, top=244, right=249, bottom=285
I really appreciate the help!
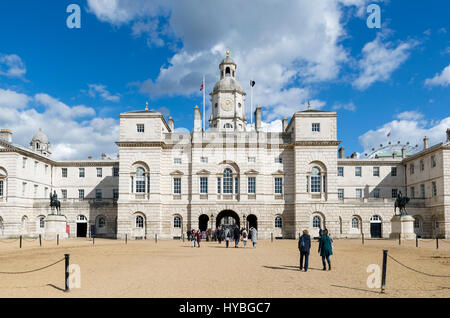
left=64, top=254, right=70, bottom=293
left=57, top=234, right=59, bottom=246
left=381, top=250, right=388, bottom=294
left=20, top=235, right=22, bottom=249
left=398, top=233, right=401, bottom=245
left=182, top=233, right=185, bottom=242
left=362, top=233, right=365, bottom=245
left=416, top=234, right=418, bottom=248
left=125, top=234, right=128, bottom=244
left=436, top=237, right=439, bottom=250
left=93, top=236, right=95, bottom=245
left=271, top=233, right=273, bottom=243
left=39, top=234, right=42, bottom=247
left=155, top=233, right=158, bottom=244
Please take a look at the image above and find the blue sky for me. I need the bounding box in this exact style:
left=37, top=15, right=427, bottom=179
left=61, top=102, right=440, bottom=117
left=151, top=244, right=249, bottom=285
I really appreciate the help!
left=0, top=0, right=449, bottom=160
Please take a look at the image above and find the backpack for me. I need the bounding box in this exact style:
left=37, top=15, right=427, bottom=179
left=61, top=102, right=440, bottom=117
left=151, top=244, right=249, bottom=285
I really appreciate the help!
left=300, top=236, right=307, bottom=249
left=227, top=230, right=232, bottom=238
left=243, top=231, right=247, bottom=239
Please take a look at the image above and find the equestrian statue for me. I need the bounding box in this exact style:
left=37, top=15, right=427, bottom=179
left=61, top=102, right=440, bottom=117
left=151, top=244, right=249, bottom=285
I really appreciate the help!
left=49, top=190, right=61, bottom=215
left=394, top=191, right=410, bottom=216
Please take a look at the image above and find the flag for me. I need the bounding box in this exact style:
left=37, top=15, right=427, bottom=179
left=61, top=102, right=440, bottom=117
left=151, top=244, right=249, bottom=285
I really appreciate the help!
left=200, top=81, right=204, bottom=91
left=250, top=80, right=256, bottom=87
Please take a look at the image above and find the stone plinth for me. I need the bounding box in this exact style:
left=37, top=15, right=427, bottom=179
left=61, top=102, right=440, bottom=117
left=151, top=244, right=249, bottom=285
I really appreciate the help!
left=389, top=215, right=416, bottom=240
left=44, top=214, right=68, bottom=240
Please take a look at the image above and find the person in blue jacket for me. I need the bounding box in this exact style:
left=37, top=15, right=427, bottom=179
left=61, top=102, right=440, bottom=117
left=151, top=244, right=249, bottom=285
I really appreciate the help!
left=318, top=229, right=333, bottom=271
left=298, top=230, right=311, bottom=272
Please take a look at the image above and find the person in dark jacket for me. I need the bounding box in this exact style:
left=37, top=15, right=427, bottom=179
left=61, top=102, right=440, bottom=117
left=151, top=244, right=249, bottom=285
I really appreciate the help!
left=318, top=229, right=333, bottom=270
left=234, top=226, right=241, bottom=248
left=298, top=230, right=311, bottom=272
left=196, top=230, right=202, bottom=248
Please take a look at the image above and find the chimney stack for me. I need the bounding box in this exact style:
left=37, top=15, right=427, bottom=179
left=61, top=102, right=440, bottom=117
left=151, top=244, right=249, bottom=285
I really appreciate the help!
left=423, top=136, right=429, bottom=150
left=338, top=146, right=345, bottom=159
left=401, top=146, right=406, bottom=158
left=446, top=128, right=450, bottom=142
left=101, top=153, right=106, bottom=160
left=194, top=106, right=202, bottom=132
left=282, top=117, right=288, bottom=132
left=254, top=106, right=262, bottom=131
left=0, top=129, right=12, bottom=143
left=88, top=155, right=92, bottom=160
left=168, top=117, right=174, bottom=132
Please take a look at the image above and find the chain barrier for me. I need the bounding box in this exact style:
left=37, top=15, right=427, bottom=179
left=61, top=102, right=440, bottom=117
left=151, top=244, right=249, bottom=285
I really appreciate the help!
left=0, top=258, right=65, bottom=275
left=387, top=254, right=450, bottom=278
left=440, top=239, right=450, bottom=244
left=23, top=237, right=39, bottom=243
left=0, top=239, right=20, bottom=244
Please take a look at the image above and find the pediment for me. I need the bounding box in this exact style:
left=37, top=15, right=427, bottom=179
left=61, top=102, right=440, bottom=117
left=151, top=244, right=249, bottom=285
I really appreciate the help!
left=196, top=169, right=211, bottom=175
left=244, top=169, right=260, bottom=175
left=170, top=170, right=185, bottom=176
left=271, top=169, right=284, bottom=176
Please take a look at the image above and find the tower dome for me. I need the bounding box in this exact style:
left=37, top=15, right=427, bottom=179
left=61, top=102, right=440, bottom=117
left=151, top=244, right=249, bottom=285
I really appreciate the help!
left=32, top=128, right=49, bottom=144
left=30, top=128, right=51, bottom=157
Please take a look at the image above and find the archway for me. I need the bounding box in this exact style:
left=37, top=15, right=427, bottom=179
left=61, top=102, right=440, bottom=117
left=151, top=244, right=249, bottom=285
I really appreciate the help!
left=247, top=214, right=257, bottom=230
left=198, top=214, right=209, bottom=232
left=216, top=210, right=240, bottom=229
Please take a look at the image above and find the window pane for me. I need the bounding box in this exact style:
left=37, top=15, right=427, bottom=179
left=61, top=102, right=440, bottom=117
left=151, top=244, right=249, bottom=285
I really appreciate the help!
left=223, top=169, right=233, bottom=194
left=248, top=177, right=256, bottom=194
left=275, top=178, right=283, bottom=194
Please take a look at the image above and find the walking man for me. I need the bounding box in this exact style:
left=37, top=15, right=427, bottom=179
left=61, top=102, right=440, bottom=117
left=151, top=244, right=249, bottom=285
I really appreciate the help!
left=225, top=226, right=231, bottom=248
left=298, top=230, right=311, bottom=272
left=234, top=225, right=240, bottom=248
left=242, top=228, right=248, bottom=247
left=250, top=226, right=257, bottom=248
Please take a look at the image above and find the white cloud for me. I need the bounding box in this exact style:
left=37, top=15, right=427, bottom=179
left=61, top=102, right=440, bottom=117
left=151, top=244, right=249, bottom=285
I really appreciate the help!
left=425, top=64, right=450, bottom=87
left=0, top=89, right=119, bottom=160
left=87, top=84, right=121, bottom=102
left=332, top=101, right=356, bottom=111
left=87, top=0, right=376, bottom=121
left=0, top=54, right=26, bottom=78
left=353, top=35, right=416, bottom=90
left=359, top=112, right=450, bottom=155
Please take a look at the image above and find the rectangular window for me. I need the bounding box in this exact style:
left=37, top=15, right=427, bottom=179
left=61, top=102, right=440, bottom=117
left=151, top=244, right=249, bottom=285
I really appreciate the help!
left=217, top=177, right=221, bottom=194
left=337, top=167, right=344, bottom=177
left=97, top=168, right=103, bottom=177
left=311, top=174, right=321, bottom=193
left=356, top=188, right=362, bottom=198
left=0, top=180, right=4, bottom=197
left=432, top=182, right=437, bottom=196
left=275, top=157, right=283, bottom=164
left=391, top=167, right=397, bottom=177
left=306, top=176, right=309, bottom=193
left=79, top=168, right=85, bottom=178
left=22, top=158, right=27, bottom=169
left=174, top=158, right=182, bottom=164
left=431, top=155, right=436, bottom=168
left=410, top=164, right=414, bottom=175
left=248, top=177, right=256, bottom=194
left=248, top=157, right=256, bottom=163
left=338, top=188, right=344, bottom=199
left=95, top=189, right=102, bottom=199
left=200, top=177, right=208, bottom=194
left=274, top=178, right=283, bottom=194
left=392, top=188, right=398, bottom=198
left=410, top=186, right=415, bottom=198
left=62, top=168, right=68, bottom=178
left=373, top=167, right=380, bottom=177
left=174, top=178, right=181, bottom=194
left=312, top=123, right=320, bottom=132
left=355, top=167, right=362, bottom=177
left=79, top=189, right=84, bottom=199
left=45, top=165, right=48, bottom=174
left=61, top=189, right=67, bottom=199
left=234, top=177, right=239, bottom=194
left=373, top=188, right=380, bottom=198
left=420, top=184, right=425, bottom=198
left=420, top=160, right=424, bottom=171
left=113, top=167, right=119, bottom=177
left=200, top=157, right=208, bottom=164
left=113, top=189, right=119, bottom=199
left=137, top=124, right=145, bottom=133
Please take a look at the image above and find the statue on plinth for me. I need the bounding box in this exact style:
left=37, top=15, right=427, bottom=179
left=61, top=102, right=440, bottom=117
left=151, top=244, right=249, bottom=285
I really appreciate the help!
left=49, top=190, right=61, bottom=215
left=394, top=191, right=410, bottom=216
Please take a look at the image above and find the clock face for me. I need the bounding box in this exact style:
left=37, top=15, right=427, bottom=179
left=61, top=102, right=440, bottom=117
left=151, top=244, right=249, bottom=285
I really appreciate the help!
left=221, top=98, right=233, bottom=111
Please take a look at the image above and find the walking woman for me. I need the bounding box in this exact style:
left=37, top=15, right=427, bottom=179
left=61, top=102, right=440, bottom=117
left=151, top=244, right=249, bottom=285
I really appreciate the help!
left=196, top=230, right=202, bottom=248
left=298, top=230, right=311, bottom=272
left=250, top=227, right=257, bottom=248
left=318, top=229, right=333, bottom=270
left=191, top=229, right=196, bottom=247
left=241, top=228, right=248, bottom=248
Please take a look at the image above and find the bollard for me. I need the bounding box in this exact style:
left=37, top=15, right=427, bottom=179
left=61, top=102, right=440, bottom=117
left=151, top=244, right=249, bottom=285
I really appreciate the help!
left=182, top=233, right=185, bottom=242
left=93, top=236, right=95, bottom=245
left=381, top=250, right=388, bottom=294
left=20, top=235, right=22, bottom=249
left=436, top=237, right=439, bottom=250
left=398, top=233, right=401, bottom=245
left=362, top=233, right=365, bottom=245
left=155, top=233, right=158, bottom=244
left=416, top=234, right=418, bottom=248
left=57, top=234, right=59, bottom=246
left=39, top=234, right=42, bottom=247
left=271, top=233, right=273, bottom=243
left=125, top=234, right=128, bottom=244
left=64, top=254, right=70, bottom=293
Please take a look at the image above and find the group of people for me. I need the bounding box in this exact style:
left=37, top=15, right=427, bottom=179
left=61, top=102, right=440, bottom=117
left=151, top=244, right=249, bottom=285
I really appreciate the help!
left=187, top=225, right=258, bottom=248
left=298, top=228, right=333, bottom=272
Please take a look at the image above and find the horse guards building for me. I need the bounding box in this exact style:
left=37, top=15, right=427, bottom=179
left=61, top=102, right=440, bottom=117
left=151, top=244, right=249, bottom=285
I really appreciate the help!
left=0, top=53, right=449, bottom=240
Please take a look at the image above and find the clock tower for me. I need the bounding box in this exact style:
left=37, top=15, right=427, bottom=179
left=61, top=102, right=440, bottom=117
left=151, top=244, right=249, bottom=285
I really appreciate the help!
left=209, top=50, right=247, bottom=131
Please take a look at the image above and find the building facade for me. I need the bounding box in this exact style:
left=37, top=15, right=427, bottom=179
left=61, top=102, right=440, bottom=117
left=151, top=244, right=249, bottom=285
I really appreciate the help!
left=1, top=54, right=449, bottom=240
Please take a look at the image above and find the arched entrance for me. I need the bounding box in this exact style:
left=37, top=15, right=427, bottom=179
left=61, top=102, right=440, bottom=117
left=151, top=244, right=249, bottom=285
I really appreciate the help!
left=247, top=214, right=257, bottom=229
left=370, top=215, right=382, bottom=238
left=76, top=215, right=88, bottom=238
left=198, top=214, right=209, bottom=232
left=216, top=210, right=240, bottom=228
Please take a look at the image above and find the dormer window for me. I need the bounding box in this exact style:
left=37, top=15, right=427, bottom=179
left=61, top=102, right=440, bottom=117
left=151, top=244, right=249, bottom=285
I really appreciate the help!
left=137, top=124, right=145, bottom=133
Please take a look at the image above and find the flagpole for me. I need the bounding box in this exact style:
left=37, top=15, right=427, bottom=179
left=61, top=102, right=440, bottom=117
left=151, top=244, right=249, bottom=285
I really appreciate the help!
left=203, top=75, right=206, bottom=132
left=250, top=78, right=253, bottom=131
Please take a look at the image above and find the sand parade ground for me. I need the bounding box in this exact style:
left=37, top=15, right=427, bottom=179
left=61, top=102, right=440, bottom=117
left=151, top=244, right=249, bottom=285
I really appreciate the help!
left=0, top=237, right=449, bottom=298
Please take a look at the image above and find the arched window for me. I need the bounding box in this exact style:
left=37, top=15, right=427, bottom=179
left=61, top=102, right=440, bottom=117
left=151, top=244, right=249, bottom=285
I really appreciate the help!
left=351, top=217, right=359, bottom=229
left=39, top=217, right=45, bottom=229
left=174, top=216, right=181, bottom=228
left=224, top=123, right=233, bottom=129
left=98, top=217, right=105, bottom=228
left=136, top=216, right=144, bottom=228
left=312, top=216, right=321, bottom=228
left=136, top=168, right=146, bottom=193
left=311, top=167, right=321, bottom=193
left=226, top=67, right=231, bottom=77
left=0, top=217, right=3, bottom=231
left=223, top=169, right=233, bottom=194
left=215, top=103, right=218, bottom=108
left=275, top=216, right=282, bottom=228
left=414, top=217, right=420, bottom=229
